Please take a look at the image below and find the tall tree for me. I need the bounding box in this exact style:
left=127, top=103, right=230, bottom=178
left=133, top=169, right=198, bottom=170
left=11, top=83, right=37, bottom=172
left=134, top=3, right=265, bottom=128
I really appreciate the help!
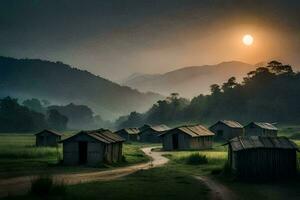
left=47, top=109, right=68, bottom=131
left=0, top=97, right=47, bottom=132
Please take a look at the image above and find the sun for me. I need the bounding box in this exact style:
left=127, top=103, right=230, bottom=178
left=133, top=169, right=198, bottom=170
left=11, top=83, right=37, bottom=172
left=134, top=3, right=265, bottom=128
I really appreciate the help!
left=242, top=34, right=254, bottom=46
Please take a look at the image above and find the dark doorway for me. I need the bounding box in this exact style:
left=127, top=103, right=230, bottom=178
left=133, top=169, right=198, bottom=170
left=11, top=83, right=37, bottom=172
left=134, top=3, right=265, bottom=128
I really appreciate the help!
left=172, top=134, right=179, bottom=150
left=79, top=142, right=88, bottom=164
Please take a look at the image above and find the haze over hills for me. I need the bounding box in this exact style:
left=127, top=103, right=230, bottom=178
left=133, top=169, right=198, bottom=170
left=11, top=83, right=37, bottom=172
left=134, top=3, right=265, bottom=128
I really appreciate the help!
left=122, top=61, right=257, bottom=98
left=0, top=56, right=162, bottom=119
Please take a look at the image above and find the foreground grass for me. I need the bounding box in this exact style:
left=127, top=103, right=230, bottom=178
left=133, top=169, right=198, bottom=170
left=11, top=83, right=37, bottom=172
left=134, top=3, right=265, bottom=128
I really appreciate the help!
left=162, top=143, right=300, bottom=200
left=1, top=129, right=300, bottom=200
left=0, top=133, right=150, bottom=178
left=2, top=167, right=210, bottom=200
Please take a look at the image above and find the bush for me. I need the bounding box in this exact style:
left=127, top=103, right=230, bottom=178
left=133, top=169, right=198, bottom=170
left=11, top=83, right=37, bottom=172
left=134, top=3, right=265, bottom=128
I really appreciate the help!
left=221, top=161, right=233, bottom=176
left=186, top=153, right=208, bottom=165
left=211, top=168, right=223, bottom=175
left=121, top=155, right=127, bottom=162
left=30, top=176, right=66, bottom=197
left=30, top=176, right=53, bottom=196
left=290, top=133, right=300, bottom=140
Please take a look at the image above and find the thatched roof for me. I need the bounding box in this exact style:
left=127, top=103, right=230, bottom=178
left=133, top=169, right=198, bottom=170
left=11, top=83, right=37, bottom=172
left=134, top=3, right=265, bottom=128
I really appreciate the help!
left=227, top=136, right=298, bottom=152
left=218, top=120, right=243, bottom=128
left=140, top=124, right=170, bottom=133
left=35, top=129, right=62, bottom=136
left=245, top=122, right=278, bottom=130
left=117, top=128, right=140, bottom=135
left=151, top=124, right=170, bottom=132
left=61, top=129, right=125, bottom=144
left=161, top=124, right=214, bottom=137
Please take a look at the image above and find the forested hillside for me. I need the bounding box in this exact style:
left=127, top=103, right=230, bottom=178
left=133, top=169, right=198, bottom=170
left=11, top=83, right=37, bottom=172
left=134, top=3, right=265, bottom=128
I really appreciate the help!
left=117, top=61, right=300, bottom=128
left=122, top=61, right=256, bottom=97
left=0, top=56, right=162, bottom=119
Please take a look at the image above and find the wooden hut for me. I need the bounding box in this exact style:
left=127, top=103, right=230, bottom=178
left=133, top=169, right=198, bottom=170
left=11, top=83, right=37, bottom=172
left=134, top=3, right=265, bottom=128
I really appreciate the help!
left=139, top=124, right=170, bottom=143
left=209, top=120, right=244, bottom=140
left=35, top=129, right=62, bottom=147
left=60, top=129, right=125, bottom=166
left=115, top=128, right=140, bottom=141
left=244, top=122, right=278, bottom=137
left=160, top=124, right=215, bottom=150
left=226, top=136, right=299, bottom=180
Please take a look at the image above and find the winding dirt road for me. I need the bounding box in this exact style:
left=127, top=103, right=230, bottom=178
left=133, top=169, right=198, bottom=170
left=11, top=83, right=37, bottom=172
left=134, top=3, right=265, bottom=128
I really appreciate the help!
left=0, top=147, right=168, bottom=198
left=195, top=176, right=237, bottom=200
left=0, top=147, right=236, bottom=200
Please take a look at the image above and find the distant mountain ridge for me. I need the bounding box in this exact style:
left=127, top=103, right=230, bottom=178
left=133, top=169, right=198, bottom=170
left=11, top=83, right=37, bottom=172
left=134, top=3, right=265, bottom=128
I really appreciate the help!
left=122, top=61, right=257, bottom=98
left=0, top=56, right=163, bottom=119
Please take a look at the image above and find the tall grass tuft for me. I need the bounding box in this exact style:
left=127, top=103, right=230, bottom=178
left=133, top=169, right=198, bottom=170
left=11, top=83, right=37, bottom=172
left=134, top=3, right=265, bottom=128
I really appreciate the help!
left=30, top=176, right=66, bottom=197
left=0, top=146, right=61, bottom=159
left=186, top=153, right=208, bottom=165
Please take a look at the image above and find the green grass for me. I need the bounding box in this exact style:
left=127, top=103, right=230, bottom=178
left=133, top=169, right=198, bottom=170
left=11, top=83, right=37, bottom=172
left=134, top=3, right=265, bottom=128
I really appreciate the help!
left=3, top=167, right=210, bottom=200
left=1, top=128, right=300, bottom=200
left=278, top=125, right=300, bottom=137
left=161, top=141, right=300, bottom=200
left=0, top=133, right=150, bottom=178
left=162, top=144, right=228, bottom=175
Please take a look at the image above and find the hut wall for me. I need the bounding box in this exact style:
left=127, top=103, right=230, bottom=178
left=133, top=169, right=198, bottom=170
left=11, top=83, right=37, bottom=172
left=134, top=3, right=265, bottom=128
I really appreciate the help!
left=63, top=141, right=79, bottom=165
left=36, top=132, right=60, bottom=147
left=118, top=131, right=129, bottom=141
left=110, top=142, right=123, bottom=163
left=245, top=127, right=277, bottom=137
left=140, top=129, right=161, bottom=143
left=162, top=131, right=213, bottom=150
left=162, top=134, right=172, bottom=150
left=87, top=142, right=105, bottom=166
left=190, top=136, right=213, bottom=149
left=63, top=134, right=105, bottom=166
left=105, top=144, right=113, bottom=163
left=129, top=134, right=139, bottom=141
left=232, top=148, right=297, bottom=180
left=161, top=131, right=190, bottom=150
left=210, top=123, right=243, bottom=140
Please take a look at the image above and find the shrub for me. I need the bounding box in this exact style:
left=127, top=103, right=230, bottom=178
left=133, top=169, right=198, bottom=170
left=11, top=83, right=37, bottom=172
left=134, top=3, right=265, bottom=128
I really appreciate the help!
left=221, top=161, right=233, bottom=176
left=30, top=176, right=53, bottom=196
left=186, top=153, right=208, bottom=165
left=290, top=133, right=300, bottom=140
left=121, top=155, right=127, bottom=162
left=211, top=168, right=223, bottom=175
left=30, top=176, right=66, bottom=197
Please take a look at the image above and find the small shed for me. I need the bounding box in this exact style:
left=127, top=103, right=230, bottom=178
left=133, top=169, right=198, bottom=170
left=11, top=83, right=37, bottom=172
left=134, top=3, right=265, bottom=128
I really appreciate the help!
left=244, top=122, right=278, bottom=137
left=60, top=129, right=125, bottom=166
left=160, top=124, right=215, bottom=150
left=35, top=129, right=62, bottom=147
left=139, top=124, right=170, bottom=143
left=226, top=136, right=299, bottom=180
left=115, top=128, right=141, bottom=141
left=209, top=120, right=244, bottom=140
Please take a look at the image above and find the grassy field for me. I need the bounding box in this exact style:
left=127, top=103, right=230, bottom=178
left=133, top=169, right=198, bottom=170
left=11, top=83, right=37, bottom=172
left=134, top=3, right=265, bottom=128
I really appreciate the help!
left=2, top=167, right=210, bottom=200
left=0, top=126, right=300, bottom=200
left=0, top=133, right=150, bottom=178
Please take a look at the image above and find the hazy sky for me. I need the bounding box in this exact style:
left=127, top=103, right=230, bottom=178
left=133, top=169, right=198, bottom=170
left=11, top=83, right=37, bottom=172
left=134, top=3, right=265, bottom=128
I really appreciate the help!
left=1, top=0, right=299, bottom=81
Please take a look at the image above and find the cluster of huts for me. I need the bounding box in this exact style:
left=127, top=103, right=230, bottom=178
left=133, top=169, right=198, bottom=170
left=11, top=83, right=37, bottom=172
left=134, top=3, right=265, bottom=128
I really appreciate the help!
left=35, top=120, right=299, bottom=180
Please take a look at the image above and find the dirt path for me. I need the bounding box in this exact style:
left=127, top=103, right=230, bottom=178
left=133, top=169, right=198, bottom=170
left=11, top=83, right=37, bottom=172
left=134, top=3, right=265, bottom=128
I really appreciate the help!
left=0, top=147, right=168, bottom=198
left=0, top=148, right=238, bottom=200
left=195, top=176, right=238, bottom=200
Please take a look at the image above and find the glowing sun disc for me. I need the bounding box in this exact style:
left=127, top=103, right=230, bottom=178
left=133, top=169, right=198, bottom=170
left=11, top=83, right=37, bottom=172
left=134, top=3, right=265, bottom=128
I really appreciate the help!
left=242, top=34, right=254, bottom=46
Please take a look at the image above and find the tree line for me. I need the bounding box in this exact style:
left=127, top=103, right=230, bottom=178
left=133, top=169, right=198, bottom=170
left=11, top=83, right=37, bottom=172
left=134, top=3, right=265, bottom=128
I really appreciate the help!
left=116, top=61, right=300, bottom=128
left=0, top=97, right=112, bottom=132
left=0, top=97, right=67, bottom=132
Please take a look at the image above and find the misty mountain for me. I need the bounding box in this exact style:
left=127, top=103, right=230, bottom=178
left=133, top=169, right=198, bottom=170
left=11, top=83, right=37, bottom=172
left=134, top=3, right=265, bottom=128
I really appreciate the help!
left=122, top=61, right=257, bottom=98
left=0, top=56, right=162, bottom=119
